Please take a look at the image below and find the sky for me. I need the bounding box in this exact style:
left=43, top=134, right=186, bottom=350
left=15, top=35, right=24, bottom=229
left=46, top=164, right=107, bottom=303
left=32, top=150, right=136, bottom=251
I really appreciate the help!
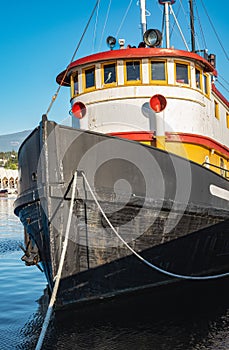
left=0, top=0, right=228, bottom=135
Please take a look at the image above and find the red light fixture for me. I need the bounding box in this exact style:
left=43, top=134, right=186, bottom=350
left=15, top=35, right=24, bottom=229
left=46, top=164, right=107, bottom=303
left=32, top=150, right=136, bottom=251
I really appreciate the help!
left=149, top=94, right=167, bottom=112
left=71, top=102, right=86, bottom=119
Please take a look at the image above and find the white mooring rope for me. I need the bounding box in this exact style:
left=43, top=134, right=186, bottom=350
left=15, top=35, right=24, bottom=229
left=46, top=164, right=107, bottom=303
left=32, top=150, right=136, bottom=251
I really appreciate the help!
left=81, top=171, right=229, bottom=281
left=35, top=170, right=229, bottom=349
left=35, top=172, right=78, bottom=350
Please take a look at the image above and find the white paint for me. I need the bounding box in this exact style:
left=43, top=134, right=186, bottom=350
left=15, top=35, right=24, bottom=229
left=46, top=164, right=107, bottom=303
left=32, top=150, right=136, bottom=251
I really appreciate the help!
left=155, top=111, right=165, bottom=137
left=210, top=184, right=229, bottom=201
left=70, top=57, right=229, bottom=149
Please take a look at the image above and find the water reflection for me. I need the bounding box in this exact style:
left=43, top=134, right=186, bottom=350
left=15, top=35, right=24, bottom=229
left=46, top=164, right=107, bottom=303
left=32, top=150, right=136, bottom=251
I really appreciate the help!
left=31, top=279, right=229, bottom=350
left=0, top=198, right=47, bottom=350
left=43, top=298, right=229, bottom=350
left=0, top=198, right=21, bottom=254
left=0, top=198, right=20, bottom=239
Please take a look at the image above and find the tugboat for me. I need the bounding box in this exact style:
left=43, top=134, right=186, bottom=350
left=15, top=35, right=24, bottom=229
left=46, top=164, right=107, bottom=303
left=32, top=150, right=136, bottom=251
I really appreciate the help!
left=14, top=0, right=229, bottom=309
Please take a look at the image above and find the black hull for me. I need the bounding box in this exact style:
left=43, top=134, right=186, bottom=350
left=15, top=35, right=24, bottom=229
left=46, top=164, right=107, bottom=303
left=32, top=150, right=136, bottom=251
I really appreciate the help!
left=14, top=118, right=229, bottom=307
left=56, top=218, right=229, bottom=309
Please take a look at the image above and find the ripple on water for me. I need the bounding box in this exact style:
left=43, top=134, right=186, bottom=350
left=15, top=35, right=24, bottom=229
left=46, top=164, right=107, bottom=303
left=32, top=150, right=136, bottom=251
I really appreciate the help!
left=0, top=198, right=47, bottom=350
left=0, top=239, right=22, bottom=255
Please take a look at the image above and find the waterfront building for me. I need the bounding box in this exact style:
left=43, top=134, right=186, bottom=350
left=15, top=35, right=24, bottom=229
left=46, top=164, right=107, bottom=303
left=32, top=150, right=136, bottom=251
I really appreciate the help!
left=0, top=167, right=18, bottom=192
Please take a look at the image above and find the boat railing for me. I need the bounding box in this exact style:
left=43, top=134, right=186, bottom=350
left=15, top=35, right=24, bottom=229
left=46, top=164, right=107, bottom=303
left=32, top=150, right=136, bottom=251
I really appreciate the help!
left=202, top=162, right=229, bottom=179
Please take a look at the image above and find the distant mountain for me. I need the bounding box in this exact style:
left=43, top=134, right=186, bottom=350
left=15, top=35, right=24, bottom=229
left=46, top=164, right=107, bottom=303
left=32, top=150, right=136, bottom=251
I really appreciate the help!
left=0, top=130, right=32, bottom=152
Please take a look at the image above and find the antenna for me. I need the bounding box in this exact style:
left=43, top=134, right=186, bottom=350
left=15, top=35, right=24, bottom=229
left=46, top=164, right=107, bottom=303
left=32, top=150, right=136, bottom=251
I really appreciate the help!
left=189, top=0, right=195, bottom=52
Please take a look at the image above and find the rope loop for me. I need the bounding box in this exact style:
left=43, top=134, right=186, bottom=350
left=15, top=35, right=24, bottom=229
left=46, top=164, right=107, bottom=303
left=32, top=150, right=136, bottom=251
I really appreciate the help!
left=81, top=171, right=229, bottom=281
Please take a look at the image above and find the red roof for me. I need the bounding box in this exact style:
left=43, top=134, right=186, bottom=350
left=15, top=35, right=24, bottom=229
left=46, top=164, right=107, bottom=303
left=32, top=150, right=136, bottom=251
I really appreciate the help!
left=56, top=47, right=217, bottom=85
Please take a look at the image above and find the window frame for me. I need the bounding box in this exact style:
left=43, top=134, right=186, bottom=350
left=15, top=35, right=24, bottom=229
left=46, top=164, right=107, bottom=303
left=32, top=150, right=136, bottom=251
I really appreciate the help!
left=203, top=73, right=210, bottom=97
left=149, top=59, right=167, bottom=85
left=226, top=112, right=229, bottom=129
left=195, top=66, right=203, bottom=91
left=214, top=100, right=220, bottom=120
left=124, top=60, right=142, bottom=85
left=83, top=65, right=96, bottom=92
left=70, top=71, right=79, bottom=98
left=102, top=61, right=117, bottom=87
left=174, top=61, right=190, bottom=86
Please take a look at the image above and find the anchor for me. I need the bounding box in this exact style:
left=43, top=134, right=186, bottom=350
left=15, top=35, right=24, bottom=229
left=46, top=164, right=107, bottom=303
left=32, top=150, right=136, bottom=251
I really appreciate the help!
left=19, top=228, right=43, bottom=272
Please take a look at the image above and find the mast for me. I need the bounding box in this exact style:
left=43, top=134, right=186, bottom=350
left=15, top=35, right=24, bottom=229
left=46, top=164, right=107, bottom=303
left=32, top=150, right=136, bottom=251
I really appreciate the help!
left=189, top=0, right=195, bottom=52
left=164, top=1, right=170, bottom=48
left=158, top=1, right=176, bottom=49
left=140, top=0, right=147, bottom=37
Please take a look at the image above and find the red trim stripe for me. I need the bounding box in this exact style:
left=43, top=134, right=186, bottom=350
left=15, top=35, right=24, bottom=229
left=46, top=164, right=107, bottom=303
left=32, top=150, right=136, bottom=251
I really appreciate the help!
left=109, top=131, right=229, bottom=158
left=109, top=131, right=155, bottom=141
left=166, top=132, right=229, bottom=158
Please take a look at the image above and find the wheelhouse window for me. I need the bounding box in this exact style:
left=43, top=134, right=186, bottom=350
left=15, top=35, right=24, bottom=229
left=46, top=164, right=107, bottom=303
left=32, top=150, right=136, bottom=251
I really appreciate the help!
left=71, top=72, right=79, bottom=97
left=195, top=68, right=201, bottom=89
left=203, top=74, right=209, bottom=96
left=226, top=112, right=229, bottom=129
left=84, top=66, right=95, bottom=90
left=214, top=100, right=219, bottom=119
left=150, top=61, right=166, bottom=83
left=175, top=62, right=189, bottom=84
left=103, top=63, right=116, bottom=85
left=125, top=60, right=141, bottom=82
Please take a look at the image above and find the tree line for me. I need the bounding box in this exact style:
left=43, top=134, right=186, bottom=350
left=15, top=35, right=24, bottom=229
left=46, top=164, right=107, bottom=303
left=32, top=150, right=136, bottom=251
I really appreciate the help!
left=0, top=151, right=18, bottom=170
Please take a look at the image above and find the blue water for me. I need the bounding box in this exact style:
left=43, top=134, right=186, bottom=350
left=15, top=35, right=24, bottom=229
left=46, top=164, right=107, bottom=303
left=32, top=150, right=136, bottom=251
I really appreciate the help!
left=0, top=198, right=229, bottom=349
left=0, top=198, right=46, bottom=349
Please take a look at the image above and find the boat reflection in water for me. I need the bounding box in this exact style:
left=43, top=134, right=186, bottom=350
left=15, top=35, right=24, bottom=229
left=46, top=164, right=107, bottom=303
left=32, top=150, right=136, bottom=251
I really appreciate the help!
left=21, top=279, right=229, bottom=350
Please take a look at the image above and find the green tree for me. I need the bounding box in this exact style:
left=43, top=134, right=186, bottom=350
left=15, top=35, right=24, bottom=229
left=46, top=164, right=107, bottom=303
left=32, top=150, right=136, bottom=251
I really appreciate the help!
left=3, top=151, right=18, bottom=169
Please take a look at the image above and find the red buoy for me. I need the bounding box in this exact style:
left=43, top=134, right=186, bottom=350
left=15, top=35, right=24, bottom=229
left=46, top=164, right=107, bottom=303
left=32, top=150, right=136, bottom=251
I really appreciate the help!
left=149, top=94, right=167, bottom=112
left=72, top=102, right=87, bottom=119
